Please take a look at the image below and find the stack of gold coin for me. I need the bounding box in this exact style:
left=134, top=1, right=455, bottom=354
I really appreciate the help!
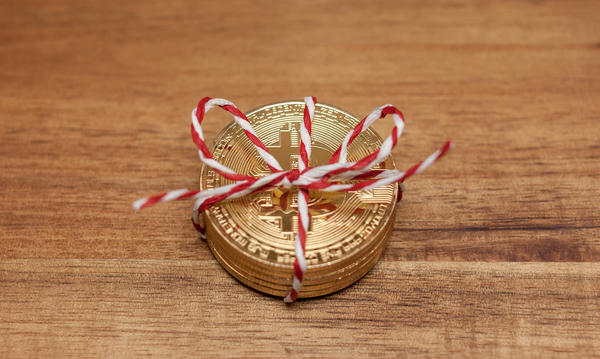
left=199, top=101, right=399, bottom=298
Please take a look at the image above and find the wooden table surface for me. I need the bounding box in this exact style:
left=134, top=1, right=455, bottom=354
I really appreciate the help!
left=1, top=0, right=599, bottom=357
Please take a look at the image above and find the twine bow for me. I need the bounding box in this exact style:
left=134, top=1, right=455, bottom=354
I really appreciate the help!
left=134, top=96, right=452, bottom=302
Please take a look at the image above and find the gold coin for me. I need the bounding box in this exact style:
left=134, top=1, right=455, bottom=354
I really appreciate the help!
left=207, top=214, right=394, bottom=298
left=200, top=100, right=398, bottom=297
left=206, top=208, right=395, bottom=287
left=209, top=222, right=394, bottom=298
left=206, top=210, right=394, bottom=283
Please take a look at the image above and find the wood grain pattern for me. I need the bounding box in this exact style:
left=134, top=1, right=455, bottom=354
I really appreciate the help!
left=1, top=0, right=599, bottom=357
left=1, top=260, right=599, bottom=357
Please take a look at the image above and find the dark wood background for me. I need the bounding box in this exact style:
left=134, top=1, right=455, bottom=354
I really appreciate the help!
left=1, top=0, right=599, bottom=357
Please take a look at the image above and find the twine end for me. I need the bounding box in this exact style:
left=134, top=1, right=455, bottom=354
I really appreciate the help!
left=132, top=198, right=147, bottom=211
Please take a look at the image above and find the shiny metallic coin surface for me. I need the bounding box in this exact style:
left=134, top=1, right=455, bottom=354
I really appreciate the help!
left=206, top=210, right=394, bottom=286
left=200, top=100, right=398, bottom=297
left=207, top=214, right=395, bottom=298
left=206, top=206, right=395, bottom=283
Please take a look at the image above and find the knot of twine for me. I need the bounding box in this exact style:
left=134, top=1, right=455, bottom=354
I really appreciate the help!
left=134, top=96, right=453, bottom=302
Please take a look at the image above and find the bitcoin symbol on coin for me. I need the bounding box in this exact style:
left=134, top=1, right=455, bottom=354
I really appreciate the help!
left=255, top=123, right=357, bottom=239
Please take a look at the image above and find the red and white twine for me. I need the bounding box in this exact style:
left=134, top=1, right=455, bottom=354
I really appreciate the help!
left=133, top=96, right=453, bottom=302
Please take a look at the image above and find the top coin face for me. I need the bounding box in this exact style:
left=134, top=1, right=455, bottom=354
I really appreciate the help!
left=200, top=101, right=398, bottom=271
